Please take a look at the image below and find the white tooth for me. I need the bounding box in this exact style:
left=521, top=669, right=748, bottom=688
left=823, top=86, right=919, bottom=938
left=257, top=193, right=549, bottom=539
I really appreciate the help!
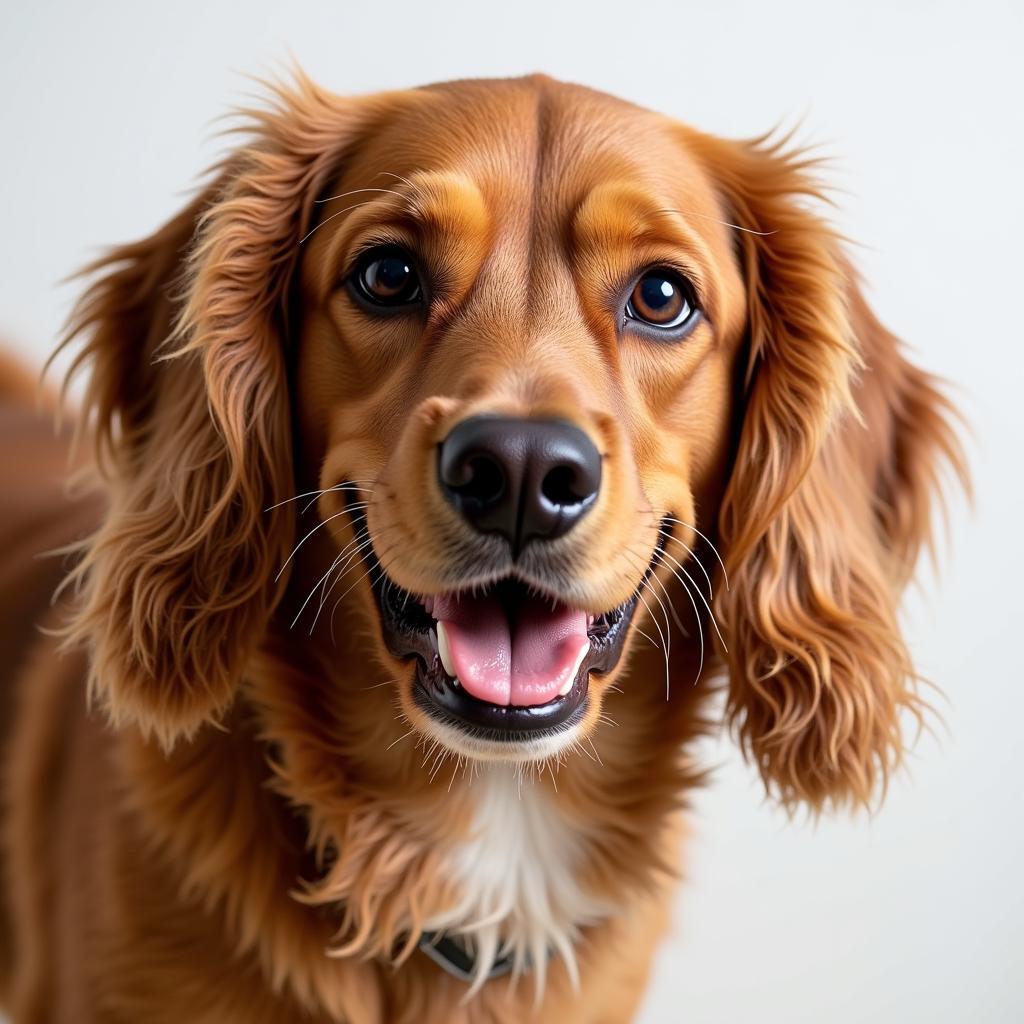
left=558, top=640, right=591, bottom=697
left=437, top=621, right=457, bottom=679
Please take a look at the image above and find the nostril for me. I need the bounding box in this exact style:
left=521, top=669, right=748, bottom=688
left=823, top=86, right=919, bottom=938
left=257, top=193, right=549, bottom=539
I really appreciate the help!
left=456, top=455, right=505, bottom=505
left=541, top=465, right=587, bottom=507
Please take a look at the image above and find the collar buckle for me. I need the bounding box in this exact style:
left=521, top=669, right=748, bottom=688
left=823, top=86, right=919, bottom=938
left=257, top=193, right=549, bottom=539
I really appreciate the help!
left=417, top=931, right=518, bottom=983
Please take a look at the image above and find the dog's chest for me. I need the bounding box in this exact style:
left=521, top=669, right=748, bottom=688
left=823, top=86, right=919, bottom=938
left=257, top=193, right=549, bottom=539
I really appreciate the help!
left=426, top=767, right=613, bottom=986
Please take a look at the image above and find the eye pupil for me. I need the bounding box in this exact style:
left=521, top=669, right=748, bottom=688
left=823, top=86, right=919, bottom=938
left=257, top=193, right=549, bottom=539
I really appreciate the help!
left=352, top=246, right=422, bottom=307
left=626, top=269, right=697, bottom=332
left=640, top=276, right=675, bottom=310
left=368, top=257, right=410, bottom=295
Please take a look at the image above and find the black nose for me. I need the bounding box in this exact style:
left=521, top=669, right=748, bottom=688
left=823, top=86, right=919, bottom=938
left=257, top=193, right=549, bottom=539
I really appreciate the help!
left=438, top=416, right=602, bottom=553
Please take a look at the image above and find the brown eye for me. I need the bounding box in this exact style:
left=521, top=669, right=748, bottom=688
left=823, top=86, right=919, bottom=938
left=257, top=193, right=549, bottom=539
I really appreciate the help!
left=625, top=269, right=698, bottom=331
left=351, top=246, right=423, bottom=308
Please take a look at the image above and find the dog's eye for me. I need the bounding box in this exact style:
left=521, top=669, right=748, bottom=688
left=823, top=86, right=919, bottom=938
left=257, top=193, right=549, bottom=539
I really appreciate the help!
left=350, top=246, right=423, bottom=308
left=625, top=269, right=698, bottom=331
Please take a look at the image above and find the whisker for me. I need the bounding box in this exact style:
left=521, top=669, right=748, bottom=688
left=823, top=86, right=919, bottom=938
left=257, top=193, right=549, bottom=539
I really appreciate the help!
left=632, top=625, right=660, bottom=649
left=292, top=526, right=395, bottom=632
left=313, top=529, right=394, bottom=633
left=292, top=533, right=373, bottom=630
left=386, top=727, right=415, bottom=752
left=375, top=171, right=423, bottom=197
left=300, top=482, right=376, bottom=516
left=621, top=548, right=680, bottom=662
left=571, top=738, right=598, bottom=765
left=264, top=482, right=375, bottom=513
left=655, top=546, right=728, bottom=652
left=290, top=548, right=347, bottom=630
left=428, top=743, right=449, bottom=782
left=275, top=503, right=371, bottom=582
left=329, top=542, right=400, bottom=643
left=363, top=678, right=397, bottom=691
left=652, top=527, right=714, bottom=597
left=651, top=208, right=777, bottom=237
left=622, top=550, right=674, bottom=648
left=650, top=511, right=730, bottom=590
left=314, top=186, right=406, bottom=205
left=631, top=584, right=671, bottom=701
left=419, top=738, right=438, bottom=772
left=625, top=545, right=689, bottom=636
left=299, top=196, right=404, bottom=245
left=652, top=549, right=705, bottom=687
left=308, top=533, right=383, bottom=632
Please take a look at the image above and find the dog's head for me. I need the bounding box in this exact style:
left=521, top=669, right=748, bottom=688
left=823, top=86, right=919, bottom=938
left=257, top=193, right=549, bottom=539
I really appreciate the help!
left=62, top=73, right=961, bottom=810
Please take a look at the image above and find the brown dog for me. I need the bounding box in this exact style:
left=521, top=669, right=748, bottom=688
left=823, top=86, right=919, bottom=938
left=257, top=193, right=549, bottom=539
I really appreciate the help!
left=0, top=73, right=963, bottom=1022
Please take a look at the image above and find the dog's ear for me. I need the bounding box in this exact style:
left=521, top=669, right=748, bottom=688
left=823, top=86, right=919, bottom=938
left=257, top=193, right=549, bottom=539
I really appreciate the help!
left=58, top=77, right=379, bottom=746
left=692, top=133, right=966, bottom=809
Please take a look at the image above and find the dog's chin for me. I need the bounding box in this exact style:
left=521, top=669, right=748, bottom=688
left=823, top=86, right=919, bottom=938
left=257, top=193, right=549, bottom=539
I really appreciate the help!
left=411, top=710, right=588, bottom=765
left=346, top=505, right=661, bottom=764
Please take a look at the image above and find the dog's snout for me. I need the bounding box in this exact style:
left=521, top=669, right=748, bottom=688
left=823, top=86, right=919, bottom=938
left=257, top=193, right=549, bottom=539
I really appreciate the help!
left=438, top=416, right=601, bottom=552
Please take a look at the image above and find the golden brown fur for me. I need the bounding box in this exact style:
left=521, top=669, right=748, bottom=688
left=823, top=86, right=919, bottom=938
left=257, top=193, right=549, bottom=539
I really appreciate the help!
left=0, top=73, right=964, bottom=1021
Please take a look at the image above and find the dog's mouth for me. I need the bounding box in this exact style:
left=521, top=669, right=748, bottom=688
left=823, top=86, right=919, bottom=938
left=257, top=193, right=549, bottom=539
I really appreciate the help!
left=384, top=576, right=638, bottom=742
left=347, top=505, right=652, bottom=745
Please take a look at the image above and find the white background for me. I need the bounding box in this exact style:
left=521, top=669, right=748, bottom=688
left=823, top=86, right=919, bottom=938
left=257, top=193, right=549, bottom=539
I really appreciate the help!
left=1, top=1, right=1021, bottom=1021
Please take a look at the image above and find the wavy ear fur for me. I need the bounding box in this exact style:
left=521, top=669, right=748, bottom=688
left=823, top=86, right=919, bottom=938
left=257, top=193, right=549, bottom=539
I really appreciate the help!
left=694, top=134, right=966, bottom=810
left=58, top=77, right=375, bottom=746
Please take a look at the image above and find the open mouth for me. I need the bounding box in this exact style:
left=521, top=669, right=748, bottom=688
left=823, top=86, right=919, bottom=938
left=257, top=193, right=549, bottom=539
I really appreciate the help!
left=345, top=503, right=650, bottom=745
left=383, top=576, right=638, bottom=742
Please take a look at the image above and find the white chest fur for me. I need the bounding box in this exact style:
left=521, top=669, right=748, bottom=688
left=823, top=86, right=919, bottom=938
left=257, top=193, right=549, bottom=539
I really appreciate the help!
left=424, top=767, right=615, bottom=994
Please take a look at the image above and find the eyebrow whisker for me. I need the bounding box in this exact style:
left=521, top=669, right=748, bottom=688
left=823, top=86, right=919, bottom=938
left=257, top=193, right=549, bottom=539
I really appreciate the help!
left=299, top=197, right=405, bottom=245
left=374, top=171, right=426, bottom=201
left=651, top=208, right=777, bottom=237
left=314, top=186, right=406, bottom=205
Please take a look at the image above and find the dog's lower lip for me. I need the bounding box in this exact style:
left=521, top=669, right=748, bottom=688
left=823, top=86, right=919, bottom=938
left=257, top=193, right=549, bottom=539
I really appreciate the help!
left=412, top=646, right=591, bottom=738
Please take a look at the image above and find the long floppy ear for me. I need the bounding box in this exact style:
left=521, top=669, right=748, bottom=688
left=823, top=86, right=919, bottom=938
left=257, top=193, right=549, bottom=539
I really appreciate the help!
left=58, top=77, right=374, bottom=746
left=693, top=133, right=966, bottom=809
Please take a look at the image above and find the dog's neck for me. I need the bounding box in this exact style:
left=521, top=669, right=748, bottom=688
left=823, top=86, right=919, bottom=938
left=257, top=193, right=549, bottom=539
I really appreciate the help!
left=418, top=764, right=617, bottom=992
left=277, top=622, right=710, bottom=993
left=123, top=630, right=711, bottom=1011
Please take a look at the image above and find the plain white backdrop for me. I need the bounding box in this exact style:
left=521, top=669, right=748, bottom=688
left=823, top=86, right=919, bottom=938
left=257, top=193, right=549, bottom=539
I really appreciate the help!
left=1, top=1, right=1021, bottom=1020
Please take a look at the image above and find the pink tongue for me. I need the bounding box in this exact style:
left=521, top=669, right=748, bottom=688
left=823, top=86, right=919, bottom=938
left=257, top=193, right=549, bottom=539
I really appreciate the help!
left=433, top=592, right=589, bottom=707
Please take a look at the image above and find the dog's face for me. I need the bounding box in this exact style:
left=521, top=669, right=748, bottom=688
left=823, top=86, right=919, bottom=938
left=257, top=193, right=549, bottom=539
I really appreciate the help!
left=293, top=80, right=745, bottom=762
left=65, top=74, right=959, bottom=812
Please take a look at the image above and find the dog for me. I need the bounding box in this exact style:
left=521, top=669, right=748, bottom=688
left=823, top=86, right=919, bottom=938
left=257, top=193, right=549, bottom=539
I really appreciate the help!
left=0, top=72, right=964, bottom=1022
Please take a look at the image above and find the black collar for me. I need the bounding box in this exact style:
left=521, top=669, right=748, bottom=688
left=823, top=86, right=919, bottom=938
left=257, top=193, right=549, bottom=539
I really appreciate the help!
left=418, top=931, right=521, bottom=983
